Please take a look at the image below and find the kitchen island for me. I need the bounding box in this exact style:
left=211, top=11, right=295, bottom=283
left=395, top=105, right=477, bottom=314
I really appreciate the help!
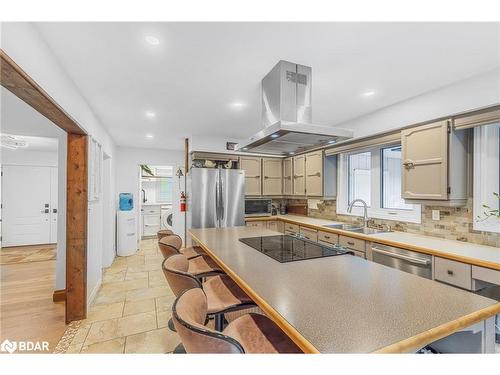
left=189, top=226, right=500, bottom=353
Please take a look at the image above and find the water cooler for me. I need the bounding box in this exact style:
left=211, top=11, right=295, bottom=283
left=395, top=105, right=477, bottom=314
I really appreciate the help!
left=117, top=193, right=138, bottom=256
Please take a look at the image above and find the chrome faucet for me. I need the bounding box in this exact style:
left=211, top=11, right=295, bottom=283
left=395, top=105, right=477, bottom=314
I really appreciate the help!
left=347, top=199, right=369, bottom=228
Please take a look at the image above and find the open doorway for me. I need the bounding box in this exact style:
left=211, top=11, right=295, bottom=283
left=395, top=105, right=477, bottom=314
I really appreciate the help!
left=139, top=165, right=174, bottom=240
left=0, top=86, right=67, bottom=351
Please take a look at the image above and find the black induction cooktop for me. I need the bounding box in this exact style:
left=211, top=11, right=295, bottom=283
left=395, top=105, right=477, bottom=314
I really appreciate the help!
left=239, top=234, right=351, bottom=263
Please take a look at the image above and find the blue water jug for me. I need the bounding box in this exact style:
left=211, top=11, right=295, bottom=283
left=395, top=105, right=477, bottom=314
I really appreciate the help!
left=119, top=193, right=134, bottom=211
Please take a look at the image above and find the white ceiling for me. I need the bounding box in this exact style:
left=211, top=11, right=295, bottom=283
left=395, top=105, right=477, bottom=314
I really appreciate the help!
left=34, top=22, right=500, bottom=150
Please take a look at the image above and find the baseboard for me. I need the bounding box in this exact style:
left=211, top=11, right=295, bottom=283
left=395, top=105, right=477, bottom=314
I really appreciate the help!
left=87, top=278, right=102, bottom=306
left=53, top=289, right=66, bottom=302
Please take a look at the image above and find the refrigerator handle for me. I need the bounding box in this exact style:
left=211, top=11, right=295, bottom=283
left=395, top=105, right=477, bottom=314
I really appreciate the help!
left=215, top=178, right=220, bottom=221
left=219, top=172, right=224, bottom=221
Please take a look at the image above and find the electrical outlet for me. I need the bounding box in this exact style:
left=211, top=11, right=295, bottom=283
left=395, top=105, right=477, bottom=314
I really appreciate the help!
left=432, top=210, right=440, bottom=221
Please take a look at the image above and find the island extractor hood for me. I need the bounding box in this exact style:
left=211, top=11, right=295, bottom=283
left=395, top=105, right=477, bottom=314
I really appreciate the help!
left=237, top=60, right=353, bottom=155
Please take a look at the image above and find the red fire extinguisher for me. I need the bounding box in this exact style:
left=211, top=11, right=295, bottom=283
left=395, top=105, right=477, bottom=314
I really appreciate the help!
left=180, top=191, right=186, bottom=212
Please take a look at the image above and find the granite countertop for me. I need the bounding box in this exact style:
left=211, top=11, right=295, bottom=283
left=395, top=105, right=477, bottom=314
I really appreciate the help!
left=246, top=214, right=500, bottom=270
left=189, top=226, right=500, bottom=353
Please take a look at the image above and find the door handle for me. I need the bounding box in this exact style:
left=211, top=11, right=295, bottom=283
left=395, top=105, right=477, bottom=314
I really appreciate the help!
left=403, top=161, right=415, bottom=169
left=41, top=209, right=49, bottom=214
left=53, top=208, right=58, bottom=213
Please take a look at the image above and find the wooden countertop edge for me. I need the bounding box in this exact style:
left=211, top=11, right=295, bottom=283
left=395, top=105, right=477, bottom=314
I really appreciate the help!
left=245, top=216, right=500, bottom=271
left=189, top=230, right=320, bottom=354
left=374, top=302, right=500, bottom=353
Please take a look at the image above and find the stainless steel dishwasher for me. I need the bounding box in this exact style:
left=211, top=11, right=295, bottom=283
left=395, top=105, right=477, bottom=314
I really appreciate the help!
left=370, top=243, right=432, bottom=279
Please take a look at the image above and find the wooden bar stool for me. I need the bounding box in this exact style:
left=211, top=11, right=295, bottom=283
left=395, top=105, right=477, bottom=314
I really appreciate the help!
left=159, top=234, right=206, bottom=260
left=172, top=288, right=302, bottom=353
left=157, top=229, right=174, bottom=241
left=163, top=254, right=255, bottom=331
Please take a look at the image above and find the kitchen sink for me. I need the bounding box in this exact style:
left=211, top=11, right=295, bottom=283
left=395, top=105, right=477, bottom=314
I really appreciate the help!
left=322, top=223, right=387, bottom=235
left=345, top=227, right=387, bottom=235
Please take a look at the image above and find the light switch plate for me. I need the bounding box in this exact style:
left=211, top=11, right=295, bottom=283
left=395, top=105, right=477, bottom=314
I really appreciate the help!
left=432, top=210, right=440, bottom=221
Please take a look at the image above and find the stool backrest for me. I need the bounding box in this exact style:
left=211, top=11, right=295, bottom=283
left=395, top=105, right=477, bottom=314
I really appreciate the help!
left=172, top=288, right=244, bottom=353
left=157, top=229, right=174, bottom=241
left=158, top=238, right=180, bottom=259
left=160, top=234, right=182, bottom=250
left=162, top=254, right=200, bottom=297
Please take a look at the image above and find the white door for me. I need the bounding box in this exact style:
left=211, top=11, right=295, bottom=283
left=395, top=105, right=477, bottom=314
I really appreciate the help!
left=2, top=165, right=54, bottom=246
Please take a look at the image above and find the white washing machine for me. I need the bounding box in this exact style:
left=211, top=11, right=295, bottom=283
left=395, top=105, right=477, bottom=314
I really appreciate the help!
left=160, top=205, right=174, bottom=231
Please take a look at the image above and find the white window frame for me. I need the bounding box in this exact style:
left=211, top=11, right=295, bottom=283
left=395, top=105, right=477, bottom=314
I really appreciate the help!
left=337, top=145, right=421, bottom=223
left=473, top=124, right=500, bottom=233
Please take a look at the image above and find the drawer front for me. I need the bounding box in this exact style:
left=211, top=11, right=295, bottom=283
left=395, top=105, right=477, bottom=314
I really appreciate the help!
left=299, top=227, right=318, bottom=242
left=317, top=231, right=338, bottom=244
left=143, top=206, right=161, bottom=215
left=339, top=235, right=365, bottom=252
left=246, top=221, right=266, bottom=228
left=472, top=265, right=500, bottom=286
left=143, top=214, right=160, bottom=225
left=434, top=257, right=472, bottom=290
left=284, top=223, right=299, bottom=234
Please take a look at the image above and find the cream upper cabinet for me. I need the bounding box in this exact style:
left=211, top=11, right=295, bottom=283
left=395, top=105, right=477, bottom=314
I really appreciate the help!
left=293, top=155, right=306, bottom=195
left=262, top=158, right=282, bottom=195
left=240, top=157, right=262, bottom=196
left=305, top=151, right=323, bottom=196
left=401, top=120, right=449, bottom=200
left=283, top=157, right=293, bottom=195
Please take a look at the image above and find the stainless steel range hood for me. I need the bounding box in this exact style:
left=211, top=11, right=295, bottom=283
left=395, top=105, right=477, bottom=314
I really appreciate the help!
left=237, top=60, right=353, bottom=155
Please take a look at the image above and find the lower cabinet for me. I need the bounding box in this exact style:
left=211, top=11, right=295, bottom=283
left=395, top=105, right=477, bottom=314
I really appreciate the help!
left=142, top=214, right=160, bottom=236
left=267, top=220, right=284, bottom=233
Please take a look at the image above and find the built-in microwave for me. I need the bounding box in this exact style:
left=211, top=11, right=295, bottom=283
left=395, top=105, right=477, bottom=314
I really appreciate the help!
left=245, top=198, right=272, bottom=217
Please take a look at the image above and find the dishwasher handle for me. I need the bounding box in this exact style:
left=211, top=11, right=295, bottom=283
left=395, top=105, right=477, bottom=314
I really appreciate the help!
left=371, top=246, right=431, bottom=266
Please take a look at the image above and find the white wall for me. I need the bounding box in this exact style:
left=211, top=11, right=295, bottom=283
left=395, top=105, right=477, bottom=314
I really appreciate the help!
left=1, top=23, right=117, bottom=302
left=116, top=147, right=185, bottom=240
left=1, top=148, right=58, bottom=166
left=335, top=68, right=500, bottom=138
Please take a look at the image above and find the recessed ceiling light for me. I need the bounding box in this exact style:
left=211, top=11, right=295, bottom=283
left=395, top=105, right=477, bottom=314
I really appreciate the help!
left=230, top=102, right=246, bottom=109
left=362, top=90, right=376, bottom=97
left=289, top=152, right=295, bottom=155
left=270, top=134, right=279, bottom=139
left=145, top=134, right=154, bottom=139
left=145, top=35, right=160, bottom=45
left=328, top=140, right=336, bottom=144
left=242, top=147, right=248, bottom=151
left=145, top=111, right=156, bottom=119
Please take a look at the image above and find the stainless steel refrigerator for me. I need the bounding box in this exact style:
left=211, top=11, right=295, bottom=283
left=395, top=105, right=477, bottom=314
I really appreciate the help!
left=188, top=167, right=245, bottom=229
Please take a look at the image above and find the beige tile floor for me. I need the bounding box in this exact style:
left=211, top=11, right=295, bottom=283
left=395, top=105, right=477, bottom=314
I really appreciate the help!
left=64, top=239, right=181, bottom=353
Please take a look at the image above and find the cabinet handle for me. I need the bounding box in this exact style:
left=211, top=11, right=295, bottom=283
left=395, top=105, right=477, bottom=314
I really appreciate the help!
left=347, top=241, right=355, bottom=246
left=324, top=235, right=330, bottom=239
left=447, top=270, right=454, bottom=276
left=307, top=172, right=321, bottom=177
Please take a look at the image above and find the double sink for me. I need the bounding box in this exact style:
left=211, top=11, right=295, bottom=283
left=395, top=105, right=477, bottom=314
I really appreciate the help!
left=322, top=223, right=387, bottom=235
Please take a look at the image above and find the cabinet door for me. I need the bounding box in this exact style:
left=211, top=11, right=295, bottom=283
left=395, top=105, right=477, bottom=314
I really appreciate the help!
left=401, top=120, right=449, bottom=200
left=305, top=151, right=323, bottom=196
left=262, top=158, right=282, bottom=195
left=283, top=158, right=293, bottom=195
left=293, top=155, right=306, bottom=195
left=240, top=157, right=262, bottom=195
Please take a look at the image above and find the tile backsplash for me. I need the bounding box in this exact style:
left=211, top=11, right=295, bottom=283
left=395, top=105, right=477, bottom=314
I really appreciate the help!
left=299, top=198, right=500, bottom=247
